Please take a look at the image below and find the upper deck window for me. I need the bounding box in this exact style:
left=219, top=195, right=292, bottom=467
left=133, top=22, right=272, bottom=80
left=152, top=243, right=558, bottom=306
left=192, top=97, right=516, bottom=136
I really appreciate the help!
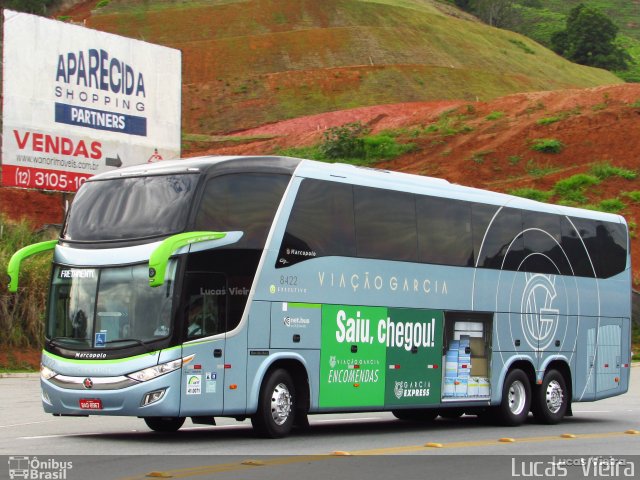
left=194, top=173, right=290, bottom=249
left=63, top=174, right=198, bottom=242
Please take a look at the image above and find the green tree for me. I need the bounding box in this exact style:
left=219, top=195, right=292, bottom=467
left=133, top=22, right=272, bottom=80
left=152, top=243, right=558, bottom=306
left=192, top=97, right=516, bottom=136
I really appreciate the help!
left=551, top=4, right=630, bottom=71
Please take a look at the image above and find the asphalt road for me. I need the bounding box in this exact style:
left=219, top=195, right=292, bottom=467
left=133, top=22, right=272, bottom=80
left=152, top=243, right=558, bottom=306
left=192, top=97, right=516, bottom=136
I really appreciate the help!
left=1, top=368, right=639, bottom=480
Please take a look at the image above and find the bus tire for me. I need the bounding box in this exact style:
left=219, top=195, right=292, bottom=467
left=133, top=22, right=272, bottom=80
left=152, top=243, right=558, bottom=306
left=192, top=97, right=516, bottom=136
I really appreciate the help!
left=532, top=369, right=568, bottom=424
left=251, top=369, right=296, bottom=438
left=392, top=409, right=438, bottom=422
left=144, top=416, right=185, bottom=432
left=496, top=369, right=531, bottom=426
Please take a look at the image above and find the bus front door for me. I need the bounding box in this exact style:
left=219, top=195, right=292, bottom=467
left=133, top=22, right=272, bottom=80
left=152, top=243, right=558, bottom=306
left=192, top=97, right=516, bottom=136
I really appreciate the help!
left=179, top=272, right=227, bottom=417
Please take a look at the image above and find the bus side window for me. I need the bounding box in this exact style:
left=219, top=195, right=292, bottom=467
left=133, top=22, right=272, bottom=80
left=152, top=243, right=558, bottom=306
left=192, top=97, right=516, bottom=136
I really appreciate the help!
left=417, top=196, right=473, bottom=267
left=354, top=186, right=418, bottom=262
left=277, top=179, right=356, bottom=268
left=195, top=173, right=289, bottom=249
left=183, top=273, right=226, bottom=340
left=473, top=206, right=524, bottom=271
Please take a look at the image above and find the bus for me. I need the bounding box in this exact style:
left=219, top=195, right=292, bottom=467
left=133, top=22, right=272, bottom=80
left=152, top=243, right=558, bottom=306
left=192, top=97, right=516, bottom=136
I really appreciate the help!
left=8, top=156, right=632, bottom=438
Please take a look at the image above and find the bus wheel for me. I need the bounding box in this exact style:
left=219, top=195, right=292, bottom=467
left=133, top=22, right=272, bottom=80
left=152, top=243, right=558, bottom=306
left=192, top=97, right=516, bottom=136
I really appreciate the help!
left=532, top=369, right=567, bottom=425
left=144, top=416, right=185, bottom=432
left=392, top=409, right=438, bottom=422
left=496, top=369, right=531, bottom=426
left=252, top=369, right=296, bottom=438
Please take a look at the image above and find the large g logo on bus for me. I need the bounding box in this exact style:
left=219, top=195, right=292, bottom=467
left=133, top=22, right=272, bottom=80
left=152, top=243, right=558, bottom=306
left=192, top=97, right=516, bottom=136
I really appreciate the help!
left=520, top=273, right=559, bottom=351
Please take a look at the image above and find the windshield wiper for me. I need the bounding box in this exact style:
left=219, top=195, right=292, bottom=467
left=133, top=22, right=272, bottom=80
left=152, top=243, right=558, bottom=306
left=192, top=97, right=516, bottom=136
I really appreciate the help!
left=48, top=337, right=87, bottom=348
left=104, top=338, right=150, bottom=351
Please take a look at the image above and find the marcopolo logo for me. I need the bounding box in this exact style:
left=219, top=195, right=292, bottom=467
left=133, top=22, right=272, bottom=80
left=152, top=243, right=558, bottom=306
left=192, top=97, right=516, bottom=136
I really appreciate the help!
left=8, top=456, right=73, bottom=480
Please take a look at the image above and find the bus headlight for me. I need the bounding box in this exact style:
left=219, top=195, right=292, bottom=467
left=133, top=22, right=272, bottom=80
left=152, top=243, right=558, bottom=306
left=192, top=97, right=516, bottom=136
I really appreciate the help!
left=41, top=365, right=57, bottom=380
left=127, top=355, right=194, bottom=382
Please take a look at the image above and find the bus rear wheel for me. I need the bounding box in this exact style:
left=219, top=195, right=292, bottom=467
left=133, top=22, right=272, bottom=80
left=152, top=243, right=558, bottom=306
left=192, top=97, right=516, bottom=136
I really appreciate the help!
left=144, top=416, right=185, bottom=432
left=496, top=369, right=531, bottom=426
left=392, top=409, right=438, bottom=422
left=251, top=369, right=296, bottom=438
left=532, top=369, right=568, bottom=424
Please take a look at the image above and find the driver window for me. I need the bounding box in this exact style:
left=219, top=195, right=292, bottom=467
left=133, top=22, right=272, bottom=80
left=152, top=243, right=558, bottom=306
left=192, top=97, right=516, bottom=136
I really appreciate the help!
left=184, top=273, right=226, bottom=340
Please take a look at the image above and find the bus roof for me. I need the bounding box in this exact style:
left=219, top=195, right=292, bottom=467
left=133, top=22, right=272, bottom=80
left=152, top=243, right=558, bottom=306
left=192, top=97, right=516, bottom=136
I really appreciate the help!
left=91, top=155, right=625, bottom=225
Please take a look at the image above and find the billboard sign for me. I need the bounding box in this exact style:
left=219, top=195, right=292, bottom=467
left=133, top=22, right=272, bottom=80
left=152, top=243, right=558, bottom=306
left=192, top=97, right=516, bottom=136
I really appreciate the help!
left=1, top=10, right=181, bottom=192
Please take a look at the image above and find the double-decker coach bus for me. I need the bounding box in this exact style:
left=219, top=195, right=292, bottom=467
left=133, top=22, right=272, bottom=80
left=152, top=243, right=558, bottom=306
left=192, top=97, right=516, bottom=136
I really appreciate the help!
left=8, top=156, right=631, bottom=438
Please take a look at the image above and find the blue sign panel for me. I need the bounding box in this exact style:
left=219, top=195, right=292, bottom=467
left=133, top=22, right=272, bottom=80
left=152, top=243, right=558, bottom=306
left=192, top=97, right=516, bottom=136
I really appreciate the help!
left=55, top=103, right=147, bottom=136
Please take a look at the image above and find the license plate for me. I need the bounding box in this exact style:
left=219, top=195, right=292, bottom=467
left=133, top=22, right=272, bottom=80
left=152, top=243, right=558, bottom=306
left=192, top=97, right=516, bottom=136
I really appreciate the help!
left=79, top=398, right=103, bottom=410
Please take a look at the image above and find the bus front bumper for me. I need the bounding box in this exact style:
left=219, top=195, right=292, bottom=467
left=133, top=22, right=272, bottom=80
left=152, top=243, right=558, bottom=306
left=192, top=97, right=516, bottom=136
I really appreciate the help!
left=40, top=369, right=182, bottom=417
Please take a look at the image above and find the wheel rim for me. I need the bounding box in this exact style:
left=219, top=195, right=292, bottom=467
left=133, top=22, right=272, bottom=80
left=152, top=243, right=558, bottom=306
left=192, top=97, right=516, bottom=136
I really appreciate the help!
left=545, top=380, right=564, bottom=414
left=270, top=382, right=292, bottom=426
left=508, top=380, right=526, bottom=416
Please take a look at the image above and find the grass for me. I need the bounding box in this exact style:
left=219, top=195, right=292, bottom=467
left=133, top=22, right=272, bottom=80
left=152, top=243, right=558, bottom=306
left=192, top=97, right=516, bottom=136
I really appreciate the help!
left=525, top=159, right=559, bottom=177
left=624, top=191, right=640, bottom=203
left=553, top=174, right=600, bottom=204
left=589, top=162, right=637, bottom=180
left=509, top=188, right=553, bottom=202
left=486, top=111, right=505, bottom=121
left=424, top=111, right=474, bottom=137
left=508, top=38, right=535, bottom=55
left=536, top=116, right=561, bottom=126
left=470, top=150, right=492, bottom=163
left=583, top=198, right=626, bottom=213
left=530, top=138, right=565, bottom=154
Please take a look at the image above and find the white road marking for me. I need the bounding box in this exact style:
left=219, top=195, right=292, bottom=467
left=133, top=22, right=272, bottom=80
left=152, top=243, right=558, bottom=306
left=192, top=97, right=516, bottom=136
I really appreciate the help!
left=313, top=417, right=382, bottom=424
left=0, top=420, right=57, bottom=429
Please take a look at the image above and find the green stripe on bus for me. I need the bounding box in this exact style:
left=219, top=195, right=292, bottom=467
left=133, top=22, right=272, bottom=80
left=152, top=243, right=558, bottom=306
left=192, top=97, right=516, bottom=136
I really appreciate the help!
left=288, top=303, right=322, bottom=309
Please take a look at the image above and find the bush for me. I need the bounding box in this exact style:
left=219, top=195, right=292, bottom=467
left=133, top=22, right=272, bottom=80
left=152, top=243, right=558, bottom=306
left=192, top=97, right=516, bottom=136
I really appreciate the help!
left=530, top=138, right=564, bottom=153
left=320, top=122, right=369, bottom=159
left=96, top=0, right=110, bottom=8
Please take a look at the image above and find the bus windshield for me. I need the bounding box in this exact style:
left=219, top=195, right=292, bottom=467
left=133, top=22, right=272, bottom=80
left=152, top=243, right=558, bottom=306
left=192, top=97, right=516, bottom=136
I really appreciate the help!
left=47, top=262, right=177, bottom=349
left=62, top=174, right=199, bottom=241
